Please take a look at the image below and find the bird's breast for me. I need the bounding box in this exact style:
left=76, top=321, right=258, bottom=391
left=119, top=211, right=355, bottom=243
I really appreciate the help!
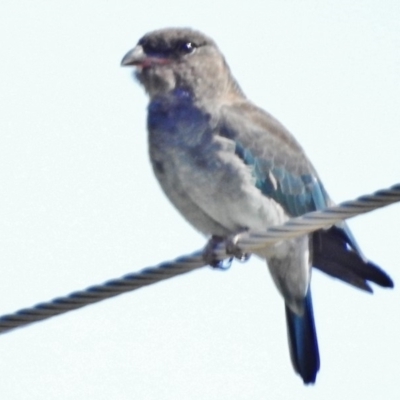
left=147, top=94, right=289, bottom=235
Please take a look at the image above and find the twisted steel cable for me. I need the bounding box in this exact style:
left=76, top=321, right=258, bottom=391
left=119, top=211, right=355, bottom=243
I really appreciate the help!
left=0, top=183, right=399, bottom=334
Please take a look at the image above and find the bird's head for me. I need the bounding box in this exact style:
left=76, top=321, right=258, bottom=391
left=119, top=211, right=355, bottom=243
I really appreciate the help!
left=121, top=28, right=243, bottom=102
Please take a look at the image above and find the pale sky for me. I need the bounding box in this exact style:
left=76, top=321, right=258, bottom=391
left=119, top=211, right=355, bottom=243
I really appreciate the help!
left=0, top=1, right=400, bottom=399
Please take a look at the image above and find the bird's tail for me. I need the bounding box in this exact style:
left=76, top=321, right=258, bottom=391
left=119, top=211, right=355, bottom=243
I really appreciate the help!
left=312, top=225, right=394, bottom=291
left=285, top=290, right=320, bottom=385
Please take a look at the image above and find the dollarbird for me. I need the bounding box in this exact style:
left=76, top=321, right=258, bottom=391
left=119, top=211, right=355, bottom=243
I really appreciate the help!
left=121, top=28, right=393, bottom=384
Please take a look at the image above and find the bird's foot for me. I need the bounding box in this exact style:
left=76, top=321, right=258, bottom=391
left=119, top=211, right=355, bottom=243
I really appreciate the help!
left=203, top=233, right=250, bottom=270
left=203, top=235, right=232, bottom=269
left=225, top=232, right=251, bottom=263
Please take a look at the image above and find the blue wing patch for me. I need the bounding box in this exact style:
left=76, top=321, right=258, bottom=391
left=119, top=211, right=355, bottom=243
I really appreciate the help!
left=234, top=141, right=327, bottom=216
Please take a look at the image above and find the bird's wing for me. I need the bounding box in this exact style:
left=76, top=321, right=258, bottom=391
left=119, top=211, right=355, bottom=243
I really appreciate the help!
left=219, top=100, right=393, bottom=291
left=219, top=100, right=328, bottom=217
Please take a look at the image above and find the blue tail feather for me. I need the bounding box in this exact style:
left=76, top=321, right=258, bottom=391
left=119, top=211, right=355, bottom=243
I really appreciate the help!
left=285, top=290, right=320, bottom=384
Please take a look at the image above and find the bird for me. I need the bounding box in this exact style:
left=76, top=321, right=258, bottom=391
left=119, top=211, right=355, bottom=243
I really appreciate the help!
left=121, top=28, right=393, bottom=384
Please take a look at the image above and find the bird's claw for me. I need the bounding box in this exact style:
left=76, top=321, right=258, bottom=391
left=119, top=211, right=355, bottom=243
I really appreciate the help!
left=202, top=233, right=250, bottom=270
left=225, top=233, right=251, bottom=263
left=202, top=235, right=230, bottom=269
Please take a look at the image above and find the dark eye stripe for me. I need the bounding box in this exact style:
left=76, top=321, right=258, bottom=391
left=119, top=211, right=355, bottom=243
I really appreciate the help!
left=139, top=39, right=198, bottom=58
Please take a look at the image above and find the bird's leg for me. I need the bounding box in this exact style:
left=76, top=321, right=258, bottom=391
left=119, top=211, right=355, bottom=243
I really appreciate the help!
left=203, top=232, right=251, bottom=270
left=226, top=230, right=251, bottom=263
left=202, top=235, right=232, bottom=269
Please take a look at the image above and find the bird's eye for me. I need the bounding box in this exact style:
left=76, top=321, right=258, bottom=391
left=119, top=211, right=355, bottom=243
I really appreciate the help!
left=177, top=41, right=197, bottom=54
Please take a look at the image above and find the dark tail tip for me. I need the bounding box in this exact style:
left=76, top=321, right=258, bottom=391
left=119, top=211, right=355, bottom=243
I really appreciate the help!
left=285, top=290, right=320, bottom=384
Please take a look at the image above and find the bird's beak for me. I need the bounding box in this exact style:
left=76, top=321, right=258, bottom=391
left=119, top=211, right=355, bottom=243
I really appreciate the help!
left=121, top=45, right=171, bottom=68
left=121, top=45, right=147, bottom=67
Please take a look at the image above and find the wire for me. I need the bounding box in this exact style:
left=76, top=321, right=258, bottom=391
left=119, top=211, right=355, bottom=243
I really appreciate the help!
left=0, top=183, right=399, bottom=334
